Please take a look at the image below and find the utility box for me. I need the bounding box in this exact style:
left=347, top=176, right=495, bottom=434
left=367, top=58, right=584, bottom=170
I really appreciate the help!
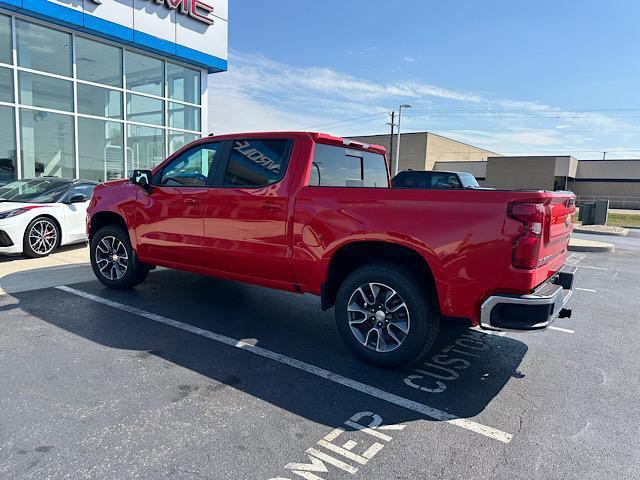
left=594, top=200, right=610, bottom=225
left=580, top=203, right=596, bottom=225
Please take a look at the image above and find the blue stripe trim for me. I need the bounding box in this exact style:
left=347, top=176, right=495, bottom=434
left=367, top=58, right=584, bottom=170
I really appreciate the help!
left=0, top=0, right=227, bottom=72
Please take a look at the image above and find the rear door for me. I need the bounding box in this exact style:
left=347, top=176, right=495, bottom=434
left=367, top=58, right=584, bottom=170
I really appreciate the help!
left=202, top=137, right=294, bottom=283
left=135, top=142, right=223, bottom=266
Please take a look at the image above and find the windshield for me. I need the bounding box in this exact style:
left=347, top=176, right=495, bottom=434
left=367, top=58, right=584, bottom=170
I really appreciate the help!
left=0, top=179, right=70, bottom=203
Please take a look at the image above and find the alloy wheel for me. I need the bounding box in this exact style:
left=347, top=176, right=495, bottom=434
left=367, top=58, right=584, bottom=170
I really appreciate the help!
left=347, top=282, right=411, bottom=353
left=95, top=236, right=129, bottom=280
left=28, top=219, right=58, bottom=256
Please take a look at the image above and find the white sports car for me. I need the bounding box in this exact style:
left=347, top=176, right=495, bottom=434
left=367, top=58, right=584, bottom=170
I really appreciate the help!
left=0, top=178, right=97, bottom=258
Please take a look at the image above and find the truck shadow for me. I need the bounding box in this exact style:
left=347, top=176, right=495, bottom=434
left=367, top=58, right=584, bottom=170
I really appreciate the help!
left=7, top=267, right=528, bottom=429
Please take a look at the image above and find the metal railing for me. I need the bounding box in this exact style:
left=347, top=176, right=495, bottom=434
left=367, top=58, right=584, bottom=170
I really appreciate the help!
left=576, top=196, right=640, bottom=210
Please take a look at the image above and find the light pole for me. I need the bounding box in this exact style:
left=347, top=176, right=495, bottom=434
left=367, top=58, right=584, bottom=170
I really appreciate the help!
left=394, top=104, right=412, bottom=176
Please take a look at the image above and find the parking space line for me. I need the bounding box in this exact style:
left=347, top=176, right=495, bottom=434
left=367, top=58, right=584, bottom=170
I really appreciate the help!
left=56, top=285, right=513, bottom=444
left=574, top=265, right=608, bottom=271
left=576, top=288, right=597, bottom=293
left=548, top=326, right=575, bottom=334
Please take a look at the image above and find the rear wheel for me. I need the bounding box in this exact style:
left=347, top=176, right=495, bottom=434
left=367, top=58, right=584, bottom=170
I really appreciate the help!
left=335, top=264, right=439, bottom=367
left=23, top=217, right=60, bottom=258
left=90, top=225, right=149, bottom=289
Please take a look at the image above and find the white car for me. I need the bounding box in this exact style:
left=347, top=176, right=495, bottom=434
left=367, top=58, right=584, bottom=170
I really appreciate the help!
left=0, top=178, right=97, bottom=258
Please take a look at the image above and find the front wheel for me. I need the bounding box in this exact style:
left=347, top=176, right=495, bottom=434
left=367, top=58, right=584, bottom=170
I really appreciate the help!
left=335, top=264, right=439, bottom=367
left=90, top=225, right=149, bottom=289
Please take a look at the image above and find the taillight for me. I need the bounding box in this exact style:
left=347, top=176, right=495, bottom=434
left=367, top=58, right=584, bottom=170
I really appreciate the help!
left=508, top=202, right=545, bottom=269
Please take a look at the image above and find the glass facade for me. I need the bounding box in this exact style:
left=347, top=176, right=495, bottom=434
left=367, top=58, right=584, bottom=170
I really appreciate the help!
left=0, top=13, right=204, bottom=184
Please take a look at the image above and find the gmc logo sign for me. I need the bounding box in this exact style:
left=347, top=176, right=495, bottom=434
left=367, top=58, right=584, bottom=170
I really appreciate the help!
left=90, top=0, right=214, bottom=26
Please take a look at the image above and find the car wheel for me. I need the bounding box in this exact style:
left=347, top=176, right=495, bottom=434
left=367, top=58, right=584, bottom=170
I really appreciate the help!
left=90, top=225, right=149, bottom=289
left=335, top=264, right=440, bottom=367
left=23, top=217, right=60, bottom=258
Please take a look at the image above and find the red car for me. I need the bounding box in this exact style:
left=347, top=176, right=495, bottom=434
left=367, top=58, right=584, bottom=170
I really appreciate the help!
left=87, top=132, right=577, bottom=366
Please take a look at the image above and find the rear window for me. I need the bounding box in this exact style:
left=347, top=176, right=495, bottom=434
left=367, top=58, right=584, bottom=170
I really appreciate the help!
left=224, top=139, right=292, bottom=187
left=309, top=143, right=388, bottom=188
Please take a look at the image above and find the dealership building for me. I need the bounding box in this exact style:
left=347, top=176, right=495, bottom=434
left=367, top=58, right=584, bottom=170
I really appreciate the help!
left=0, top=0, right=227, bottom=184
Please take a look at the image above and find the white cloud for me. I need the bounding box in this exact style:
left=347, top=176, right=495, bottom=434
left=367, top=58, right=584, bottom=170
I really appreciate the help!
left=207, top=50, right=640, bottom=159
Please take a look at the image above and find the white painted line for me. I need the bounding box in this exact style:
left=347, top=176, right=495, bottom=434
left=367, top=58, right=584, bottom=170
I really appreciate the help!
left=56, top=285, right=513, bottom=444
left=576, top=288, right=597, bottom=293
left=575, top=265, right=608, bottom=271
left=548, top=326, right=575, bottom=334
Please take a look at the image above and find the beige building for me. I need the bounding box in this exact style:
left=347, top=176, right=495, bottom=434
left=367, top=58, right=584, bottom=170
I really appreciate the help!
left=347, top=132, right=499, bottom=173
left=347, top=132, right=640, bottom=209
left=437, top=156, right=640, bottom=209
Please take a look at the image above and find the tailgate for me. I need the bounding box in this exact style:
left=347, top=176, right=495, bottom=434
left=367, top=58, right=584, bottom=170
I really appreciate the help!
left=541, top=192, right=576, bottom=261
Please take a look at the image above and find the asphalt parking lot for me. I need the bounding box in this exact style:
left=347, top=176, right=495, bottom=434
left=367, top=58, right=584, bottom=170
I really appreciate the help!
left=1, top=243, right=639, bottom=479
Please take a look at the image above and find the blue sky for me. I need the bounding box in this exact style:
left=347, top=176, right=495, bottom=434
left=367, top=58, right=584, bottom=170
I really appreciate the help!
left=208, top=1, right=640, bottom=159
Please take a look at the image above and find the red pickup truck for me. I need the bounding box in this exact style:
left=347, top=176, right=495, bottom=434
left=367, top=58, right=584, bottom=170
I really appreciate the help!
left=87, top=132, right=577, bottom=366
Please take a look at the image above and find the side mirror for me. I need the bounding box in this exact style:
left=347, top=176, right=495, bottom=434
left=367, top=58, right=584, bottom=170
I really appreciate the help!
left=130, top=169, right=153, bottom=192
left=68, top=193, right=89, bottom=204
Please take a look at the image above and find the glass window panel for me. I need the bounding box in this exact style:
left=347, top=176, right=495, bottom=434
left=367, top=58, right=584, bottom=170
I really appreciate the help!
left=168, top=131, right=199, bottom=155
left=18, top=71, right=73, bottom=112
left=0, top=15, right=11, bottom=65
left=125, top=51, right=163, bottom=97
left=224, top=139, right=292, bottom=187
left=167, top=63, right=200, bottom=104
left=76, top=37, right=122, bottom=87
left=78, top=84, right=122, bottom=119
left=168, top=102, right=200, bottom=131
left=0, top=105, right=17, bottom=185
left=362, top=152, right=389, bottom=187
left=127, top=124, right=165, bottom=170
left=20, top=109, right=75, bottom=179
left=126, top=93, right=163, bottom=126
left=158, top=143, right=220, bottom=187
left=16, top=20, right=72, bottom=77
left=78, top=118, right=124, bottom=183
left=0, top=66, right=13, bottom=103
left=310, top=144, right=361, bottom=187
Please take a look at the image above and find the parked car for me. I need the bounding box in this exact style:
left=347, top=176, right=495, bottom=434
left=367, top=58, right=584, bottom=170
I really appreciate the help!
left=0, top=178, right=97, bottom=258
left=87, top=132, right=576, bottom=366
left=392, top=170, right=481, bottom=189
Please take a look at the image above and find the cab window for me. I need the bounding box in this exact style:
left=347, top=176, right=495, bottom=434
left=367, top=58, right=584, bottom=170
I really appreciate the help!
left=310, top=144, right=388, bottom=187
left=158, top=143, right=220, bottom=187
left=223, top=139, right=292, bottom=187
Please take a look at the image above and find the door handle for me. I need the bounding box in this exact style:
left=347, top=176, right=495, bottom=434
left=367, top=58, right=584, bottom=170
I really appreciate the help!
left=185, top=197, right=202, bottom=205
left=260, top=201, right=283, bottom=210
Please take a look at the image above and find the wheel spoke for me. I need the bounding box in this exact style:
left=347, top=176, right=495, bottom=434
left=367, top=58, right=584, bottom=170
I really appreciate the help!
left=386, top=326, right=403, bottom=345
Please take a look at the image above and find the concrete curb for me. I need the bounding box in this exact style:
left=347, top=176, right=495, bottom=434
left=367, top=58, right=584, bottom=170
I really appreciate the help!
left=569, top=238, right=615, bottom=253
left=572, top=226, right=629, bottom=237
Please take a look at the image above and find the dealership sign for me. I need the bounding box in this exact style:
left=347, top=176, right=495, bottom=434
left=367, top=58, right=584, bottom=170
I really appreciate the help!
left=90, top=0, right=214, bottom=25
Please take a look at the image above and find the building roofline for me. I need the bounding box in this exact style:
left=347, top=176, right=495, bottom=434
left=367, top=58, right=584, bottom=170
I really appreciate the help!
left=347, top=131, right=501, bottom=156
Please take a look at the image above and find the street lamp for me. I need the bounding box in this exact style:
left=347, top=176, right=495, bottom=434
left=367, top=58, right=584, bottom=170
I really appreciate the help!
left=394, top=104, right=412, bottom=176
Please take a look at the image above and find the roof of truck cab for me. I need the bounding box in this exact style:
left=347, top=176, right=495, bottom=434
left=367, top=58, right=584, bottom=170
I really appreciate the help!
left=205, top=131, right=387, bottom=155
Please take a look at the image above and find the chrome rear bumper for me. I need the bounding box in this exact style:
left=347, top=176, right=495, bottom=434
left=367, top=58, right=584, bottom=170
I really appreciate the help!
left=480, top=265, right=577, bottom=332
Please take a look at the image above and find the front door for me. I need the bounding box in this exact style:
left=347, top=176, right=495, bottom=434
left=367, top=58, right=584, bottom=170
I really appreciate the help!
left=203, top=138, right=294, bottom=283
left=62, top=183, right=95, bottom=243
left=135, top=142, right=222, bottom=267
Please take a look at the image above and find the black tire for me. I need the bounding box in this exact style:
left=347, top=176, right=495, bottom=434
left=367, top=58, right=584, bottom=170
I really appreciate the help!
left=335, top=264, right=439, bottom=367
left=90, top=225, right=149, bottom=289
left=23, top=216, right=60, bottom=258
